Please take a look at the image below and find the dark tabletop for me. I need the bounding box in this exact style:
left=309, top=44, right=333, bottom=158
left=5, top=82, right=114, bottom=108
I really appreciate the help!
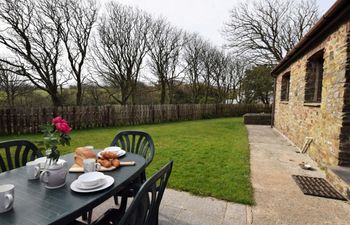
left=0, top=151, right=146, bottom=225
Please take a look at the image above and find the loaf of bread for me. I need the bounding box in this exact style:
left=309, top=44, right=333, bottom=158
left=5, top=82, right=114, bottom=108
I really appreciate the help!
left=74, top=147, right=96, bottom=167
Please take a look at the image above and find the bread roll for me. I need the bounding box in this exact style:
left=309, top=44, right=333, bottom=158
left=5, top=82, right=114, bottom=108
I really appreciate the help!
left=112, top=159, right=120, bottom=168
left=99, top=159, right=111, bottom=168
left=74, top=147, right=96, bottom=167
left=100, top=151, right=117, bottom=160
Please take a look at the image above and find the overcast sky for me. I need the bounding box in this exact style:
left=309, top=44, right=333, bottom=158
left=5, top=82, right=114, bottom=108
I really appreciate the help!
left=115, top=0, right=337, bottom=46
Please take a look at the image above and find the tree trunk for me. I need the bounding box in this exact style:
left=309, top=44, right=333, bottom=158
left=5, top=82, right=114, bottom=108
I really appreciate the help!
left=168, top=86, right=174, bottom=104
left=204, top=87, right=209, bottom=104
left=76, top=81, right=83, bottom=106
left=160, top=80, right=166, bottom=104
left=120, top=88, right=128, bottom=105
left=50, top=92, right=63, bottom=107
left=10, top=92, right=15, bottom=107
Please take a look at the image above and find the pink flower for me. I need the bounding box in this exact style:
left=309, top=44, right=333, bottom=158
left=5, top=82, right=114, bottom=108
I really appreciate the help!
left=55, top=122, right=72, bottom=134
left=52, top=116, right=64, bottom=124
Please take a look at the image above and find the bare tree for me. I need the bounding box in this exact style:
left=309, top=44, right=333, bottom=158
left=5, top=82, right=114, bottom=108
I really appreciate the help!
left=0, top=0, right=66, bottom=106
left=58, top=0, right=98, bottom=105
left=223, top=0, right=318, bottom=63
left=211, top=50, right=230, bottom=104
left=227, top=57, right=247, bottom=104
left=147, top=18, right=185, bottom=104
left=201, top=43, right=217, bottom=103
left=0, top=62, right=29, bottom=107
left=184, top=34, right=205, bottom=103
left=92, top=2, right=151, bottom=105
left=166, top=46, right=187, bottom=104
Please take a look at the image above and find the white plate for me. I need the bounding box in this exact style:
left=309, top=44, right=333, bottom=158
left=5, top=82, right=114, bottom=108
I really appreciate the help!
left=71, top=175, right=114, bottom=193
left=104, top=146, right=121, bottom=152
left=34, top=157, right=66, bottom=169
left=97, top=148, right=126, bottom=158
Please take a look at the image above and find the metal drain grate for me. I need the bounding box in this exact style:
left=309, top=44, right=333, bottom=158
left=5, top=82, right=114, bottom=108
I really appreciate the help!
left=292, top=175, right=347, bottom=201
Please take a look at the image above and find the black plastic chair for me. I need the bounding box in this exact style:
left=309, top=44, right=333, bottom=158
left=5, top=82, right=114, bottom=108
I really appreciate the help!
left=94, top=160, right=173, bottom=225
left=111, top=131, right=155, bottom=171
left=0, top=140, right=43, bottom=173
left=111, top=131, right=155, bottom=210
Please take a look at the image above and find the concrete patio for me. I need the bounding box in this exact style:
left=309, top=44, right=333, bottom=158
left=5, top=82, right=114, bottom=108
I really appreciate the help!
left=88, top=125, right=350, bottom=225
left=89, top=189, right=248, bottom=225
left=248, top=125, right=350, bottom=225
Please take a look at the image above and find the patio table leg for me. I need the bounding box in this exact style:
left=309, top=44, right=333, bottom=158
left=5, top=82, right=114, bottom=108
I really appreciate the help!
left=81, top=210, right=93, bottom=225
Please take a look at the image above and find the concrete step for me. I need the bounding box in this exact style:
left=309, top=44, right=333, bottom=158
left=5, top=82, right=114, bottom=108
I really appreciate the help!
left=326, top=166, right=350, bottom=199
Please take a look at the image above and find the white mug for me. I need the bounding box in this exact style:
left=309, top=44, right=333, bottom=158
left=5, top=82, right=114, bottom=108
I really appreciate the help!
left=0, top=184, right=14, bottom=213
left=26, top=161, right=41, bottom=180
left=83, top=159, right=101, bottom=173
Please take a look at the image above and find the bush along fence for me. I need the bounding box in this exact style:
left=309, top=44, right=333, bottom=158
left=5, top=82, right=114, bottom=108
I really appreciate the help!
left=0, top=104, right=271, bottom=135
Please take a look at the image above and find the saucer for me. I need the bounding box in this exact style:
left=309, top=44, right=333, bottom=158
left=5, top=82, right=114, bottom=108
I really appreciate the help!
left=97, top=147, right=126, bottom=158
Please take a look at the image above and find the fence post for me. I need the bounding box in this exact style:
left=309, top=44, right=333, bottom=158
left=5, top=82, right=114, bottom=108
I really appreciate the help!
left=151, top=105, right=155, bottom=123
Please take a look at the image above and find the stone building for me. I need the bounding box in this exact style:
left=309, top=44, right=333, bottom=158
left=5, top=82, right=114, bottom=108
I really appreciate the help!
left=271, top=0, right=350, bottom=168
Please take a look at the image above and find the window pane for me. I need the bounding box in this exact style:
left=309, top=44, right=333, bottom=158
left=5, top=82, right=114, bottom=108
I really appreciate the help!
left=304, top=50, right=324, bottom=103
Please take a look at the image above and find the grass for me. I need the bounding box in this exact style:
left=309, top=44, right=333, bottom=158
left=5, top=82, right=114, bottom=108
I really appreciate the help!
left=0, top=118, right=253, bottom=205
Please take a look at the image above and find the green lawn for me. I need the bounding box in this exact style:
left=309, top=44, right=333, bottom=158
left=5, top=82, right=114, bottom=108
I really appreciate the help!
left=0, top=118, right=253, bottom=205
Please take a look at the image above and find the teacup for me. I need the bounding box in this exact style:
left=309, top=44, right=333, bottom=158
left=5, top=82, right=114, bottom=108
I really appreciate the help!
left=83, top=159, right=101, bottom=173
left=26, top=161, right=41, bottom=180
left=0, top=184, right=14, bottom=213
left=78, top=172, right=105, bottom=187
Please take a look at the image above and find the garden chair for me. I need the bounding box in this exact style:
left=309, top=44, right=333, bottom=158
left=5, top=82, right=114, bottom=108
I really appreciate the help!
left=111, top=131, right=155, bottom=211
left=93, top=160, right=173, bottom=225
left=0, top=140, right=43, bottom=173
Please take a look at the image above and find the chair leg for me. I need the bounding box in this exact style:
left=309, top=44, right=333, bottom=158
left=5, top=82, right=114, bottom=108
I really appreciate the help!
left=119, top=195, right=128, bottom=212
left=87, top=209, right=93, bottom=225
left=114, top=195, right=119, bottom=205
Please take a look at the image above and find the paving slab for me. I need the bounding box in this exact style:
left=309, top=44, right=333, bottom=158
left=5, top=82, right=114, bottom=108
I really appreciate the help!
left=83, top=189, right=248, bottom=225
left=247, top=125, right=350, bottom=225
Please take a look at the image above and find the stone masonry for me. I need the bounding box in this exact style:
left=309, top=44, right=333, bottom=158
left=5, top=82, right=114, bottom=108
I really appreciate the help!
left=274, top=21, right=350, bottom=166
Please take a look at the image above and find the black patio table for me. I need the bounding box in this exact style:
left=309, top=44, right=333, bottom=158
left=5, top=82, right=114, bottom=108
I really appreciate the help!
left=0, top=150, right=146, bottom=225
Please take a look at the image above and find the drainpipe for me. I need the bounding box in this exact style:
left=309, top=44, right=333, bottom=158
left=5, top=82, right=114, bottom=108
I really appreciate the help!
left=271, top=77, right=277, bottom=128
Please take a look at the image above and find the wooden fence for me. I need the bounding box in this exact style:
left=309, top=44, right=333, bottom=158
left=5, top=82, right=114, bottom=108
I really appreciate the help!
left=0, top=104, right=271, bottom=135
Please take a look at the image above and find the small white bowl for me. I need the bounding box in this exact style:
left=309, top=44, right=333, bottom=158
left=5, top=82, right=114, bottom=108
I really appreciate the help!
left=78, top=172, right=105, bottom=187
left=304, top=164, right=312, bottom=169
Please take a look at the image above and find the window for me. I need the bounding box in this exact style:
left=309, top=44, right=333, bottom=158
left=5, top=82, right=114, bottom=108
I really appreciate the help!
left=280, top=72, right=290, bottom=101
left=304, top=50, right=324, bottom=103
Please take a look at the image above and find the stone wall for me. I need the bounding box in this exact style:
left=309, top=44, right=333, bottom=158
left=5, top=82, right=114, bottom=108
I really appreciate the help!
left=274, top=22, right=350, bottom=166
left=339, top=22, right=350, bottom=166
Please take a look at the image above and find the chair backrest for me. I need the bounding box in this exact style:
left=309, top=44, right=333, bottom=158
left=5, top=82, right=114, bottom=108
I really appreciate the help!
left=118, top=160, right=173, bottom=225
left=111, top=131, right=155, bottom=166
left=0, top=140, right=43, bottom=173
